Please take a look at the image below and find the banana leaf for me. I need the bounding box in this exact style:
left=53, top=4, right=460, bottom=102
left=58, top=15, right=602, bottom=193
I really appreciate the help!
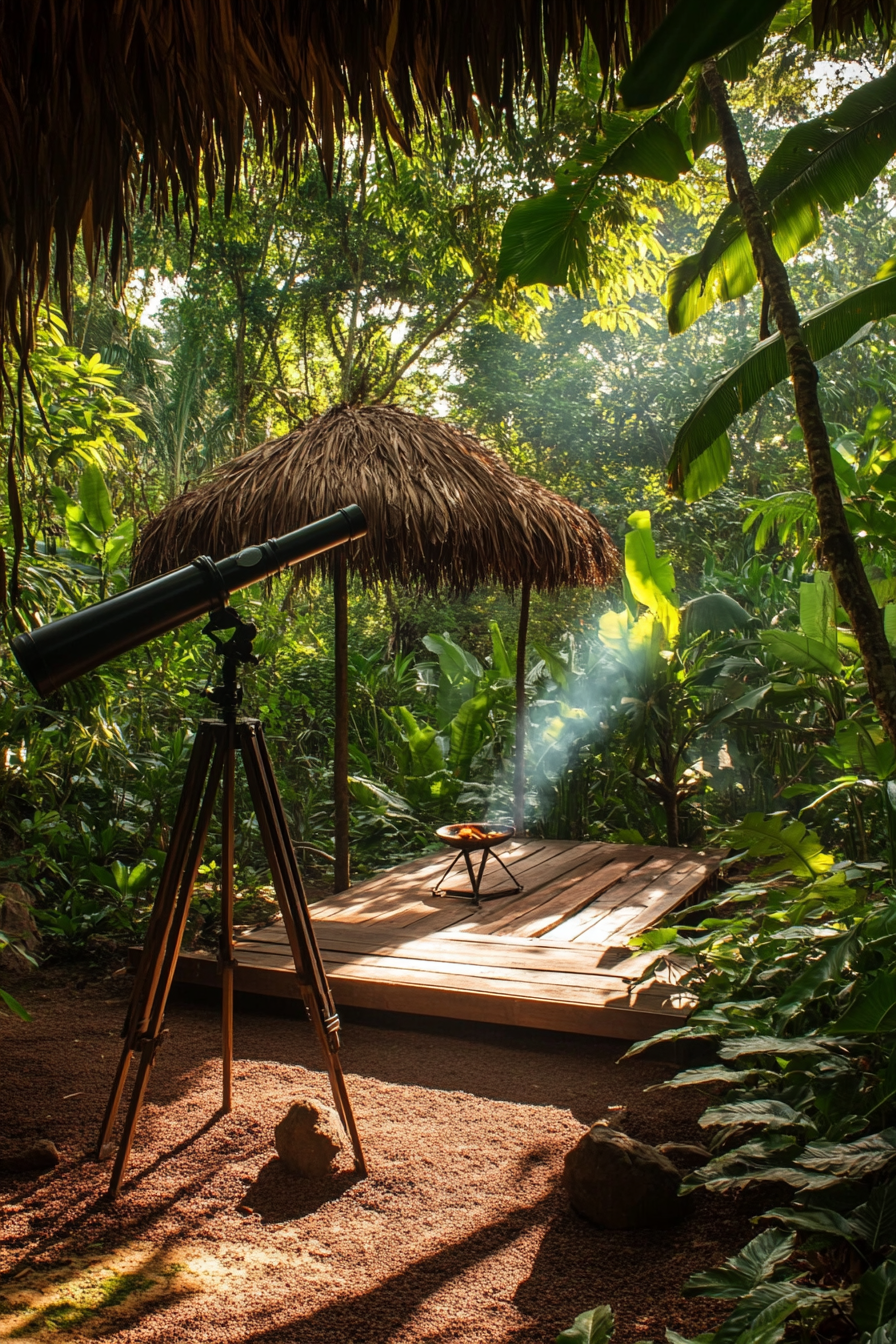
left=667, top=66, right=896, bottom=335
left=669, top=273, right=896, bottom=498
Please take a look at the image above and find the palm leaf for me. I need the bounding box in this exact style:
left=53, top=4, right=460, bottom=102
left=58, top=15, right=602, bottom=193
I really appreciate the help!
left=497, top=110, right=691, bottom=290
left=669, top=273, right=896, bottom=497
left=668, top=65, right=896, bottom=335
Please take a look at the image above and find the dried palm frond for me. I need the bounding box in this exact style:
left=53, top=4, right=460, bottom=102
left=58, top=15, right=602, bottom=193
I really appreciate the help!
left=4, top=0, right=889, bottom=366
left=132, top=403, right=618, bottom=592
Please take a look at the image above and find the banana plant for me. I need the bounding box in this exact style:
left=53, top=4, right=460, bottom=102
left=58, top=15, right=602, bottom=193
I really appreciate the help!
left=596, top=510, right=752, bottom=846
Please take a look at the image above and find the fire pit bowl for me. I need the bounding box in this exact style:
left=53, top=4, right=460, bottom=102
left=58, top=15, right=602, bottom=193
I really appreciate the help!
left=432, top=824, right=521, bottom=905
left=436, top=823, right=515, bottom=852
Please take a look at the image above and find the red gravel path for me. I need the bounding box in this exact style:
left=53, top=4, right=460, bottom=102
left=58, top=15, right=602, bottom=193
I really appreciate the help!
left=0, top=968, right=751, bottom=1343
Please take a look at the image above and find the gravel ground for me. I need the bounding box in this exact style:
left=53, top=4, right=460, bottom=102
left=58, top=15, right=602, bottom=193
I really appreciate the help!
left=0, top=966, right=752, bottom=1343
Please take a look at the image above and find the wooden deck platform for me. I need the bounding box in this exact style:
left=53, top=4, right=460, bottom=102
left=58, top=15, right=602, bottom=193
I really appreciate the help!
left=170, top=839, right=722, bottom=1039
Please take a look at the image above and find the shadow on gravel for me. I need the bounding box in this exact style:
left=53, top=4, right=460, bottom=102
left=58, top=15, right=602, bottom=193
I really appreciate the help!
left=232, top=1194, right=555, bottom=1344
left=239, top=1158, right=362, bottom=1224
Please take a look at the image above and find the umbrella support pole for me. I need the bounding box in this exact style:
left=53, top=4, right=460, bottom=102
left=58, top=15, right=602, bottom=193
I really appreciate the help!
left=95, top=609, right=366, bottom=1197
left=431, top=847, right=523, bottom=906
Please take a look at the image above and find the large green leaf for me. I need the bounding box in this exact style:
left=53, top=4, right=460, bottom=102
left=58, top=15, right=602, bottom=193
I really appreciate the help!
left=79, top=463, right=115, bottom=534
left=497, top=110, right=691, bottom=290
left=759, top=630, right=842, bottom=677
left=669, top=273, right=896, bottom=497
left=853, top=1180, right=896, bottom=1251
left=680, top=591, right=752, bottom=639
left=832, top=972, right=896, bottom=1034
left=619, top=0, right=784, bottom=109
left=798, top=1130, right=896, bottom=1178
left=834, top=721, right=896, bottom=781
left=624, top=509, right=679, bottom=640
left=489, top=621, right=514, bottom=680
left=699, top=1099, right=811, bottom=1131
left=855, top=1261, right=896, bottom=1334
left=667, top=66, right=896, bottom=335
left=763, top=1205, right=857, bottom=1239
left=448, top=691, right=494, bottom=779
left=683, top=1229, right=796, bottom=1299
left=774, top=929, right=858, bottom=1020
left=396, top=707, right=445, bottom=775
left=718, top=1035, right=839, bottom=1058
left=800, top=573, right=836, bottom=651
left=724, top=811, right=834, bottom=877
left=556, top=1305, right=615, bottom=1344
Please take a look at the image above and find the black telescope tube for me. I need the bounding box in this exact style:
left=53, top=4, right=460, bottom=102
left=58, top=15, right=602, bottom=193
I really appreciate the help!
left=11, top=505, right=367, bottom=696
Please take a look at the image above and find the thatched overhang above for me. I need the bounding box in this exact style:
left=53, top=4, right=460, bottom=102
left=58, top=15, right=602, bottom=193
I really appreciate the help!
left=132, top=404, right=619, bottom=593
left=3, top=0, right=892, bottom=357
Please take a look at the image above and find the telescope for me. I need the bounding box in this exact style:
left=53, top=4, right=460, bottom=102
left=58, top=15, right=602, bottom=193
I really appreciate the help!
left=11, top=504, right=367, bottom=696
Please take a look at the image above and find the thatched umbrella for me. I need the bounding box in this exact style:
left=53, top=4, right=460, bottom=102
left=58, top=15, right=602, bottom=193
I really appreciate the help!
left=133, top=404, right=618, bottom=890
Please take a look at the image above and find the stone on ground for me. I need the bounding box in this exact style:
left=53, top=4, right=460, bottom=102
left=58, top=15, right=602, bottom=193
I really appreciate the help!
left=562, top=1123, right=690, bottom=1229
left=0, top=1140, right=61, bottom=1173
left=274, top=1100, right=345, bottom=1176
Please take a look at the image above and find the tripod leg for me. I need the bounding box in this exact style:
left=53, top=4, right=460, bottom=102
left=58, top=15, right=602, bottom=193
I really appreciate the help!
left=97, top=724, right=217, bottom=1160
left=107, top=728, right=228, bottom=1197
left=220, top=724, right=236, bottom=1112
left=239, top=721, right=367, bottom=1175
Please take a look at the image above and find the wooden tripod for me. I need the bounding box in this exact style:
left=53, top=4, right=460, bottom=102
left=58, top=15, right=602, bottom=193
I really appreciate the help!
left=96, top=611, right=366, bottom=1197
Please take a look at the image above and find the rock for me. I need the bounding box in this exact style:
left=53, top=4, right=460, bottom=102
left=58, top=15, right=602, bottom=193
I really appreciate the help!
left=0, top=884, right=39, bottom=972
left=274, top=1101, right=345, bottom=1176
left=562, top=1124, right=691, bottom=1229
left=657, top=1142, right=712, bottom=1171
left=0, top=1140, right=61, bottom=1173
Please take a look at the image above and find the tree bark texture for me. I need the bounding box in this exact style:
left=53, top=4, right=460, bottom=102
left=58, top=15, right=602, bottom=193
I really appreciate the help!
left=514, top=582, right=531, bottom=836
left=702, top=60, right=896, bottom=749
left=333, top=551, right=351, bottom=892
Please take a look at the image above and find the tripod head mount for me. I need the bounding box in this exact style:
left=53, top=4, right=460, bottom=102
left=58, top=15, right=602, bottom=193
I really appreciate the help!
left=201, top=606, right=259, bottom=720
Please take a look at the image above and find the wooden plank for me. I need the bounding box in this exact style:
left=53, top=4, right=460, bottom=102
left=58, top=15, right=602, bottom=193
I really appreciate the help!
left=243, top=922, right=634, bottom=977
left=310, top=840, right=547, bottom=926
left=481, top=848, right=662, bottom=939
left=168, top=950, right=688, bottom=1039
left=544, top=853, right=692, bottom=942
left=399, top=843, right=630, bottom=938
left=354, top=839, right=577, bottom=926
left=568, top=858, right=716, bottom=945
left=228, top=942, right=647, bottom=996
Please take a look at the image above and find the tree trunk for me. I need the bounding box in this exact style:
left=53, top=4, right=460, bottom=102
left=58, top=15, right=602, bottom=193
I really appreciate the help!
left=333, top=551, right=351, bottom=893
left=513, top=582, right=531, bottom=836
left=701, top=60, right=896, bottom=748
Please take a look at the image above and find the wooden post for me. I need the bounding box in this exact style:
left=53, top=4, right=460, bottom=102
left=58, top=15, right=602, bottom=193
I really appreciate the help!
left=514, top=582, right=531, bottom=837
left=333, top=551, right=351, bottom=893
left=220, top=723, right=236, bottom=1111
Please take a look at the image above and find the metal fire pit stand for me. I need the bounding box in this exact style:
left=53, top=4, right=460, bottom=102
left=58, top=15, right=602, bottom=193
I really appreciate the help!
left=431, top=845, right=523, bottom=906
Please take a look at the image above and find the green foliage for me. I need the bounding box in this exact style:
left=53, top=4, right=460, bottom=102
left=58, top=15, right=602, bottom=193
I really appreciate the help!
left=556, top=1305, right=615, bottom=1344
left=667, top=65, right=896, bottom=335
left=668, top=273, right=896, bottom=498
left=619, top=0, right=784, bottom=109
left=621, top=852, right=896, bottom=1343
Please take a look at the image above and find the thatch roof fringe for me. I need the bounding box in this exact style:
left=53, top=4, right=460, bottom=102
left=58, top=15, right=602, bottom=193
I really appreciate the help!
left=132, top=403, right=619, bottom=593
left=2, top=0, right=891, bottom=359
